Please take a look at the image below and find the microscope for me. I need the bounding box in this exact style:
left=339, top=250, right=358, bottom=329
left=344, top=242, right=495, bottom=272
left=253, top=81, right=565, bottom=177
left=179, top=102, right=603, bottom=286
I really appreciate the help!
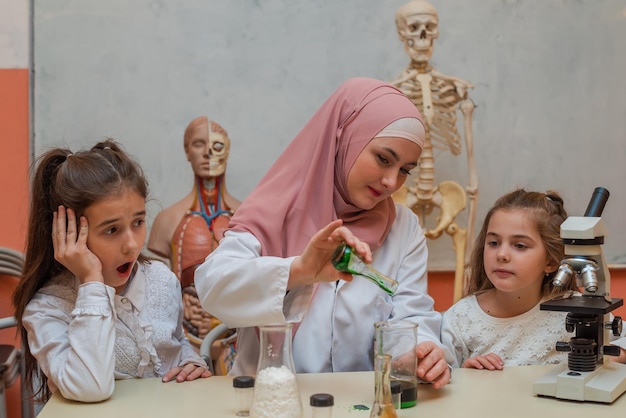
left=533, top=187, right=626, bottom=403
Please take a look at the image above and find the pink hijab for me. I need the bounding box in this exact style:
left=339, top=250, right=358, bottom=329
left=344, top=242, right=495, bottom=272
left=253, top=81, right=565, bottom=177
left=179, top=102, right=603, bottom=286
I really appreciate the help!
left=229, top=78, right=424, bottom=257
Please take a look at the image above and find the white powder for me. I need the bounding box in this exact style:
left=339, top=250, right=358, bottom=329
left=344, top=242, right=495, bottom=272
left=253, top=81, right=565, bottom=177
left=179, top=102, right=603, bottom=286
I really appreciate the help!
left=250, top=365, right=302, bottom=418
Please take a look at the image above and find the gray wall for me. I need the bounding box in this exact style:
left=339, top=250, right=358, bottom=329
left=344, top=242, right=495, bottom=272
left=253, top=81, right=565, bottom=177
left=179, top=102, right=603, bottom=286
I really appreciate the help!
left=34, top=0, right=626, bottom=269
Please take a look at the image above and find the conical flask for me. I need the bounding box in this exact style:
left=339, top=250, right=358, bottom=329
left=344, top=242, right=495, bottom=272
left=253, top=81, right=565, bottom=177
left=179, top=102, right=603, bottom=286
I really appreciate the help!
left=370, top=354, right=398, bottom=418
left=250, top=323, right=303, bottom=418
left=331, top=243, right=398, bottom=295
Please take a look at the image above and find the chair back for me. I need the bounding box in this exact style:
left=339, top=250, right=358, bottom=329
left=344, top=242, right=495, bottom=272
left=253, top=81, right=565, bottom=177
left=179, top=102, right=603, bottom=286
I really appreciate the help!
left=0, top=246, right=34, bottom=418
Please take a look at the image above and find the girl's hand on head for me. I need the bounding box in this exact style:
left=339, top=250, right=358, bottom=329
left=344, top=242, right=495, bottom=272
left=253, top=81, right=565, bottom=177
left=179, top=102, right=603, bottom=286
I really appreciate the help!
left=289, top=220, right=372, bottom=288
left=162, top=363, right=212, bottom=383
left=462, top=353, right=504, bottom=370
left=52, top=205, right=103, bottom=284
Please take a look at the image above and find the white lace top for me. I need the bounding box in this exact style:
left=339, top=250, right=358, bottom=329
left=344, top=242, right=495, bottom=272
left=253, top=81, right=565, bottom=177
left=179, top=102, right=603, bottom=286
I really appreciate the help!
left=441, top=295, right=572, bottom=368
left=23, top=260, right=205, bottom=402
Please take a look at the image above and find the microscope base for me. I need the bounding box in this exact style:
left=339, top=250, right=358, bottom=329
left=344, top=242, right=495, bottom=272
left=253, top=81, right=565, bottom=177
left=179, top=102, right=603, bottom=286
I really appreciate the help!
left=533, top=362, right=626, bottom=403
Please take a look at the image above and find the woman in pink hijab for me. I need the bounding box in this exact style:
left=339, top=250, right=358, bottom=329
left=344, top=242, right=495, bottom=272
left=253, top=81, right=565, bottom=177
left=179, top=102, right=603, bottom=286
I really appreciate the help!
left=195, top=78, right=452, bottom=388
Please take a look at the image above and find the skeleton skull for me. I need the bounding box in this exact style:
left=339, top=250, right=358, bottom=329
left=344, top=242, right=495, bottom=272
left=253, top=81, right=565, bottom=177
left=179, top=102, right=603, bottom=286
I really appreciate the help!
left=395, top=0, right=439, bottom=64
left=184, top=117, right=231, bottom=178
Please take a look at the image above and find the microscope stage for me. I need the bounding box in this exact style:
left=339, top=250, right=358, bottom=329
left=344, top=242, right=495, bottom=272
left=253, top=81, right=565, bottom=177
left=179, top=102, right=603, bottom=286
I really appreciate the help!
left=540, top=297, right=623, bottom=315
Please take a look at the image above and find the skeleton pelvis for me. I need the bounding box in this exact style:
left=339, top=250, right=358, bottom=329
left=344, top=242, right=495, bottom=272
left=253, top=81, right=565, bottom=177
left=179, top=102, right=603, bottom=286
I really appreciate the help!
left=171, top=212, right=230, bottom=288
left=421, top=181, right=467, bottom=239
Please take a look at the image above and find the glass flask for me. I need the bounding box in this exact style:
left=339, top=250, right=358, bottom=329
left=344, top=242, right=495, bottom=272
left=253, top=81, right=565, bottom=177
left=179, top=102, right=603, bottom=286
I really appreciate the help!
left=331, top=243, right=398, bottom=295
left=250, top=324, right=303, bottom=418
left=370, top=354, right=398, bottom=418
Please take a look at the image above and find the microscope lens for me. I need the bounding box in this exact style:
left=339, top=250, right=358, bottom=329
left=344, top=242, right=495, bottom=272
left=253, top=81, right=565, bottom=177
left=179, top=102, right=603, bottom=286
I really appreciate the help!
left=581, top=264, right=598, bottom=293
left=552, top=264, right=573, bottom=288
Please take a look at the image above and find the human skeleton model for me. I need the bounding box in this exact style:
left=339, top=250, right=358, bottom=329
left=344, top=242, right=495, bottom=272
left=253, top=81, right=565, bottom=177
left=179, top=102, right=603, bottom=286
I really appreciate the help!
left=391, top=0, right=478, bottom=302
left=148, top=117, right=240, bottom=370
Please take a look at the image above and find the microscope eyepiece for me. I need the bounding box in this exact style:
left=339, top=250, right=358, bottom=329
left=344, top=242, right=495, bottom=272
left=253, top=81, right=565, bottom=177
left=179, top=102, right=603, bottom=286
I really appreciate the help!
left=584, top=187, right=610, bottom=217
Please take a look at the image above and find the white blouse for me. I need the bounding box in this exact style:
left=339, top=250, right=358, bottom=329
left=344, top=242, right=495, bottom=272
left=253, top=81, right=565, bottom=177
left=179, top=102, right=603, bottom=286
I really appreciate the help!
left=23, top=261, right=205, bottom=402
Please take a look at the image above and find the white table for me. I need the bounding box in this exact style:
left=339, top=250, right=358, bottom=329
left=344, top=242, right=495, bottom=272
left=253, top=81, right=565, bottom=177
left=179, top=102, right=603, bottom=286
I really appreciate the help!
left=37, top=365, right=626, bottom=418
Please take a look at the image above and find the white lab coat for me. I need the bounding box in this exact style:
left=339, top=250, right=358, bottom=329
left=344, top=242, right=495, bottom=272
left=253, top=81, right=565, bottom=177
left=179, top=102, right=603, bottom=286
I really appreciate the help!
left=195, top=204, right=449, bottom=376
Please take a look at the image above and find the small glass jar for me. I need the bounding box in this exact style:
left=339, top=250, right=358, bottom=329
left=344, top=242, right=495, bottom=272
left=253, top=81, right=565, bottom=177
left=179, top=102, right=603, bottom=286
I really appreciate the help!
left=233, top=375, right=255, bottom=416
left=390, top=381, right=401, bottom=410
left=310, top=393, right=334, bottom=418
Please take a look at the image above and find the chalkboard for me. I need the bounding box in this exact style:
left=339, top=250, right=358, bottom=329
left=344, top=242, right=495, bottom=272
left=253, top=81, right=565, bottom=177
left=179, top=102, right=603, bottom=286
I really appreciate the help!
left=34, top=0, right=626, bottom=269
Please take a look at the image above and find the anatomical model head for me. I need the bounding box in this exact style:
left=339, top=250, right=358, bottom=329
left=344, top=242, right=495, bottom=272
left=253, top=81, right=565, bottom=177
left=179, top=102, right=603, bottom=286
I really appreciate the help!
left=183, top=116, right=231, bottom=178
left=395, top=0, right=439, bottom=65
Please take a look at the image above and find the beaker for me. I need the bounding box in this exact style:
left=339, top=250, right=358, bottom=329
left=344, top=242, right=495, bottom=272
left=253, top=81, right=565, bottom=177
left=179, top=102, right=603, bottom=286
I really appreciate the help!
left=250, top=323, right=303, bottom=418
left=374, top=320, right=418, bottom=409
left=331, top=243, right=398, bottom=295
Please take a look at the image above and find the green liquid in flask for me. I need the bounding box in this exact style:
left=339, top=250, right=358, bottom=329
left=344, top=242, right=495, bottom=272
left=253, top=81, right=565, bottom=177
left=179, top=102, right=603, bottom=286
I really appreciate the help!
left=331, top=243, right=398, bottom=295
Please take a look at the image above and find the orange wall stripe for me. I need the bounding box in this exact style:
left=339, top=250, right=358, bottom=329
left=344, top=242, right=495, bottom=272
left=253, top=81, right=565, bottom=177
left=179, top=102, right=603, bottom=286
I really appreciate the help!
left=0, top=68, right=30, bottom=252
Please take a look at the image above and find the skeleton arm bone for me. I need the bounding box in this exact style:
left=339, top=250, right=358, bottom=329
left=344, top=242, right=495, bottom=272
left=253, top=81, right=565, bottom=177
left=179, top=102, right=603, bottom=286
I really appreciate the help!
left=460, top=98, right=478, bottom=251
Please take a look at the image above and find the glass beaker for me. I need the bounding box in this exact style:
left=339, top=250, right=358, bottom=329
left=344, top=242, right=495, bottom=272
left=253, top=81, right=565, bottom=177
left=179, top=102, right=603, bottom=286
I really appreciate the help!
left=370, top=354, right=398, bottom=418
left=331, top=243, right=398, bottom=295
left=250, top=323, right=303, bottom=418
left=374, top=320, right=418, bottom=409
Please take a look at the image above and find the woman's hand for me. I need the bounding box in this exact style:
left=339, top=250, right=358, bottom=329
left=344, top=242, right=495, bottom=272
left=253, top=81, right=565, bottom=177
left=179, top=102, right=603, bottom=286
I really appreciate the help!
left=52, top=205, right=103, bottom=284
left=162, top=363, right=212, bottom=382
left=288, top=220, right=372, bottom=288
left=415, top=341, right=451, bottom=389
left=462, top=353, right=504, bottom=370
